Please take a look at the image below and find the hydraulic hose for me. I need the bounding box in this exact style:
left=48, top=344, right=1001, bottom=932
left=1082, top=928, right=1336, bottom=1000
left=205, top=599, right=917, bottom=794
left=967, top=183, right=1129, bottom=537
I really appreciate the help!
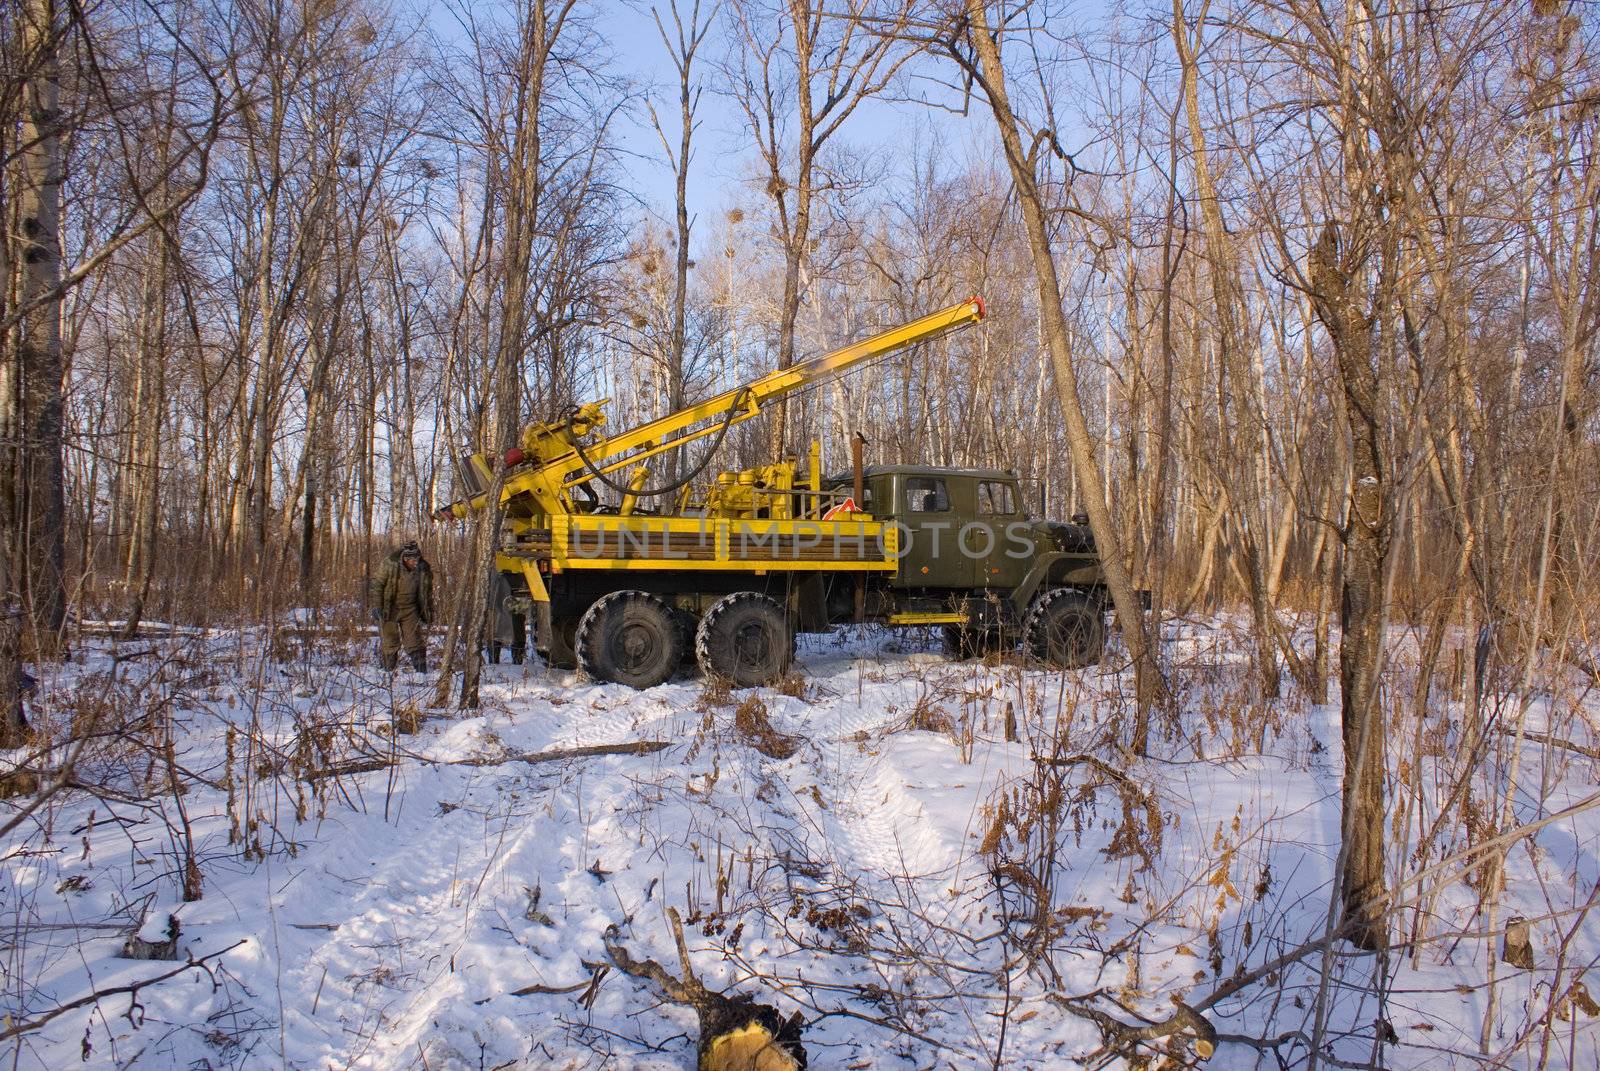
left=565, top=387, right=753, bottom=499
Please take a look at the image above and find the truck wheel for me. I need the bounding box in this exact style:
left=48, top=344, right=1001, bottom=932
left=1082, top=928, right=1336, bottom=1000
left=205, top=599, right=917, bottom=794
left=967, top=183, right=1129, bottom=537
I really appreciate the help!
left=542, top=615, right=579, bottom=670
left=575, top=591, right=683, bottom=688
left=695, top=592, right=793, bottom=687
left=1023, top=589, right=1105, bottom=669
left=941, top=625, right=996, bottom=660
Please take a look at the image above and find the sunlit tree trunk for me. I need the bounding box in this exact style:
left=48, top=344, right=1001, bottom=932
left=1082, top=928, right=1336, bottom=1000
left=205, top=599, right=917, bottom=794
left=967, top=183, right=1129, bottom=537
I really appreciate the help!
left=14, top=0, right=67, bottom=657
left=957, top=0, right=1170, bottom=748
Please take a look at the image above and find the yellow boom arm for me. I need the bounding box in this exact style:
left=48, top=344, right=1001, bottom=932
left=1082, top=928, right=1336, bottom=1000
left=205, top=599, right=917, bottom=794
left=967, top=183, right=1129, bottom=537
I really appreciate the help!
left=443, top=296, right=985, bottom=518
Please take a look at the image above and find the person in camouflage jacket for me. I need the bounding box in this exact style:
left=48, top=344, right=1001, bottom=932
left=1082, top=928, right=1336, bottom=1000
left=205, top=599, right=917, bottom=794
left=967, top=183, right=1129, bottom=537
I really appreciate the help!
left=370, top=541, right=434, bottom=672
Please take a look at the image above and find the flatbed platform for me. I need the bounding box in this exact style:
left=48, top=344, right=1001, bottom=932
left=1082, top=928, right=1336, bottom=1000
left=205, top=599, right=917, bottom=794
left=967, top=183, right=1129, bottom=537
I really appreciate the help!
left=502, top=515, right=898, bottom=573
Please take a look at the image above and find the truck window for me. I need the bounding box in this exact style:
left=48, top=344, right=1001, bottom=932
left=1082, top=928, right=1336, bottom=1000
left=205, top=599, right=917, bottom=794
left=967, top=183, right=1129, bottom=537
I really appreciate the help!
left=905, top=477, right=950, bottom=513
left=978, top=480, right=1017, bottom=515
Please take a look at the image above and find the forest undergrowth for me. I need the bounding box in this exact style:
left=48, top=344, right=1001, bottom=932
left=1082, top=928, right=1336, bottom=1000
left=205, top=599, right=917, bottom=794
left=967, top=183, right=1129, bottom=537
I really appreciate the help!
left=1, top=613, right=1595, bottom=1069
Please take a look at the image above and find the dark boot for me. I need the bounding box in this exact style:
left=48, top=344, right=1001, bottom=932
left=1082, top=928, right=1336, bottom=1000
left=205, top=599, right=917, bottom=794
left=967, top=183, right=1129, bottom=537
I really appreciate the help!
left=379, top=648, right=398, bottom=672
left=408, top=649, right=427, bottom=673
left=488, top=643, right=502, bottom=665
left=511, top=646, right=525, bottom=665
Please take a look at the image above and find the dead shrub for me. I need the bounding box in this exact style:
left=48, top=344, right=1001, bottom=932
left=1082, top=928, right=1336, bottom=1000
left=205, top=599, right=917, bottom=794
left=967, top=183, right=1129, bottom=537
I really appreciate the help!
left=696, top=675, right=734, bottom=711
left=904, top=693, right=955, bottom=734
left=66, top=674, right=136, bottom=740
left=773, top=672, right=808, bottom=700
left=733, top=695, right=798, bottom=759
left=390, top=705, right=424, bottom=736
left=979, top=797, right=1010, bottom=858
left=0, top=768, right=40, bottom=799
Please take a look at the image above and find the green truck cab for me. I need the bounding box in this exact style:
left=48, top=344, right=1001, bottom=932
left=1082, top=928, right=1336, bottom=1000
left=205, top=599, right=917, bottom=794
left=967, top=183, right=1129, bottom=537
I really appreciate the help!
left=822, top=465, right=1109, bottom=669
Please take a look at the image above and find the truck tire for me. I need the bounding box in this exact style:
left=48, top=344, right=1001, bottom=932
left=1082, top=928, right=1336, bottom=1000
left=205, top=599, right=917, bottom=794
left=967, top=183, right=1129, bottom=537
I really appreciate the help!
left=542, top=614, right=579, bottom=670
left=695, top=592, right=793, bottom=687
left=941, top=625, right=1000, bottom=660
left=1023, top=589, right=1105, bottom=669
left=575, top=591, right=683, bottom=688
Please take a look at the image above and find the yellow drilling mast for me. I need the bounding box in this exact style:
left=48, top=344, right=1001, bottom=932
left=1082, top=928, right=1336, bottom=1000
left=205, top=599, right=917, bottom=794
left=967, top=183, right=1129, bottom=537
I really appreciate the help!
left=442, top=297, right=984, bottom=522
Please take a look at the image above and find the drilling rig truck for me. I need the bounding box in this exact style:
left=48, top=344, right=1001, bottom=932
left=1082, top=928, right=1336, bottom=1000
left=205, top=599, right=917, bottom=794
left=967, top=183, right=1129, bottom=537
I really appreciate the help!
left=437, top=298, right=1109, bottom=689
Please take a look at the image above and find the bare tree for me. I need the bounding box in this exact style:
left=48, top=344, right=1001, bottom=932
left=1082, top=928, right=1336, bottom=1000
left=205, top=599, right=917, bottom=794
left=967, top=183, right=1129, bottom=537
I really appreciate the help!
left=646, top=0, right=717, bottom=477
left=429, top=0, right=623, bottom=709
left=724, top=0, right=922, bottom=454
left=9, top=0, right=65, bottom=659
left=1169, top=0, right=1286, bottom=699
left=949, top=0, right=1170, bottom=748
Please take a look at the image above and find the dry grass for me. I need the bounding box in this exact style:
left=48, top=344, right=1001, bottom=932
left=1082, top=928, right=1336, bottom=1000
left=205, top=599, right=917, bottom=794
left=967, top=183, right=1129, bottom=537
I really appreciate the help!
left=732, top=695, right=799, bottom=759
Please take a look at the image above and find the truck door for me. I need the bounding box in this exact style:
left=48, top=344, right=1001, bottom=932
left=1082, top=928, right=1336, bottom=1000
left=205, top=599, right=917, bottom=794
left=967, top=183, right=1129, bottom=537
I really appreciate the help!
left=971, top=477, right=1028, bottom=592
left=894, top=474, right=967, bottom=588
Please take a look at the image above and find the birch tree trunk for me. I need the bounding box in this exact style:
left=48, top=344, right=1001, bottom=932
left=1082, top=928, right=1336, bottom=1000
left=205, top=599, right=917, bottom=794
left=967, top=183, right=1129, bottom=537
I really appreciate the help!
left=957, top=0, right=1170, bottom=747
left=15, top=0, right=67, bottom=657
left=1309, top=222, right=1388, bottom=952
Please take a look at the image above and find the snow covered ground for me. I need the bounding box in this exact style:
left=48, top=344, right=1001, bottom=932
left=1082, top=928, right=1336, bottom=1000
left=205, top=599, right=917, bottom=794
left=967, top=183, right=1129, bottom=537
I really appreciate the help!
left=3, top=620, right=1597, bottom=1069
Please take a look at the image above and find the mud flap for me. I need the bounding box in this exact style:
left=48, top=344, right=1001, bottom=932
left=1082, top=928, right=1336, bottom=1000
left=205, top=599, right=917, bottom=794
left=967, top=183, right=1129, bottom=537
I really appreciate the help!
left=792, top=574, right=829, bottom=633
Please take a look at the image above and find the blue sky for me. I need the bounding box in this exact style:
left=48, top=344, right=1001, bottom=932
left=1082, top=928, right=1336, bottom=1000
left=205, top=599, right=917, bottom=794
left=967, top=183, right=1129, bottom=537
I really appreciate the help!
left=419, top=0, right=1115, bottom=250
left=591, top=0, right=1001, bottom=236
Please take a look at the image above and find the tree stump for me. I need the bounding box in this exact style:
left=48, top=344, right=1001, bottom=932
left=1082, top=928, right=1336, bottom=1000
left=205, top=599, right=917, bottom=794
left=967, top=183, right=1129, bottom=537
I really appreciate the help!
left=605, top=908, right=806, bottom=1071
left=1502, top=916, right=1534, bottom=970
left=121, top=913, right=180, bottom=961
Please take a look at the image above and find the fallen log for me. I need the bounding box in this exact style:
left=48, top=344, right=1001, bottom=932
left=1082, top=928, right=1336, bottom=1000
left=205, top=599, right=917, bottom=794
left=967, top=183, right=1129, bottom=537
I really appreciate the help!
left=605, top=907, right=806, bottom=1071
left=1049, top=991, right=1217, bottom=1063
left=307, top=740, right=672, bottom=782
left=1500, top=728, right=1600, bottom=762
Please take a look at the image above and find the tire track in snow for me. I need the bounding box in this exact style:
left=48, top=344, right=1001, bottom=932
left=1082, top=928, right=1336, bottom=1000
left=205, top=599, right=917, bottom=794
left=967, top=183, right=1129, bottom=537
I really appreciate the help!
left=539, top=682, right=700, bottom=751
left=282, top=767, right=557, bottom=1069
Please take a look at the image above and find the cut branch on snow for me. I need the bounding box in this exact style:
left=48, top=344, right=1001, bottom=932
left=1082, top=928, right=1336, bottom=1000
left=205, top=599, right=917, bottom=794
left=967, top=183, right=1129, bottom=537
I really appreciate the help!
left=0, top=940, right=246, bottom=1042
left=306, top=739, right=674, bottom=782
